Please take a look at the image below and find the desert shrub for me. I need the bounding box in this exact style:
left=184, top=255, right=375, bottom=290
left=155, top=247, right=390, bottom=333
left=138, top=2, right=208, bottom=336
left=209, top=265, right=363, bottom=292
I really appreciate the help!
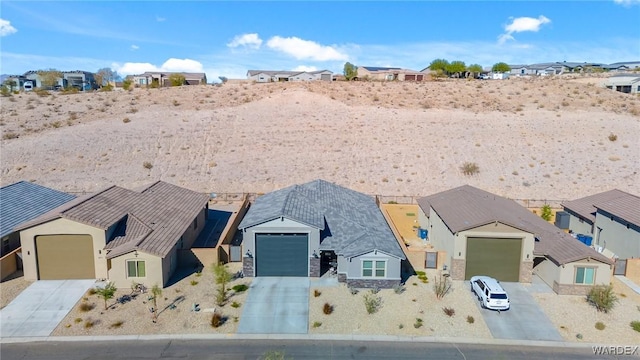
left=387, top=200, right=398, bottom=204
left=398, top=324, right=404, bottom=329
left=232, top=284, right=248, bottom=292
left=349, top=286, right=359, bottom=295
left=35, top=88, right=50, bottom=97
left=79, top=302, right=95, bottom=312
left=540, top=204, right=553, bottom=221
left=87, top=288, right=97, bottom=296
left=460, top=162, right=480, bottom=176
left=443, top=307, right=455, bottom=317
left=313, top=289, right=321, bottom=297
left=122, top=118, right=131, bottom=123
left=323, top=303, right=334, bottom=315
left=173, top=99, right=180, bottom=106
left=143, top=161, right=153, bottom=169
left=433, top=274, right=453, bottom=300
left=110, top=320, right=124, bottom=329
left=594, top=321, right=605, bottom=330
left=230, top=301, right=241, bottom=308
left=3, top=132, right=18, bottom=140
left=74, top=317, right=83, bottom=323
left=370, top=286, right=380, bottom=294
left=608, top=133, right=618, bottom=142
left=190, top=280, right=198, bottom=286
left=416, top=271, right=428, bottom=283
left=262, top=350, right=286, bottom=360
left=122, top=79, right=133, bottom=91
left=393, top=284, right=405, bottom=294
left=363, top=293, right=382, bottom=314
left=631, top=321, right=640, bottom=332
left=312, top=321, right=322, bottom=328
left=466, top=315, right=475, bottom=324
left=210, top=313, right=223, bottom=328
left=587, top=285, right=618, bottom=313
left=0, top=86, right=11, bottom=97
left=84, top=319, right=95, bottom=328
left=414, top=318, right=423, bottom=328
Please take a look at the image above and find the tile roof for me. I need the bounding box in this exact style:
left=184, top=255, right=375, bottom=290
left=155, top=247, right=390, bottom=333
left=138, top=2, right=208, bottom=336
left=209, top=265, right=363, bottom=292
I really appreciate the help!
left=417, top=185, right=612, bottom=265
left=0, top=181, right=76, bottom=238
left=562, top=189, right=635, bottom=224
left=239, top=179, right=405, bottom=259
left=16, top=181, right=209, bottom=258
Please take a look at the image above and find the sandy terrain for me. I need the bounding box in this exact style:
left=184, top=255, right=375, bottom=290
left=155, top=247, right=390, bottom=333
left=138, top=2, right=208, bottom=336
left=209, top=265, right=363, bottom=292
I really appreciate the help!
left=1, top=75, right=638, bottom=201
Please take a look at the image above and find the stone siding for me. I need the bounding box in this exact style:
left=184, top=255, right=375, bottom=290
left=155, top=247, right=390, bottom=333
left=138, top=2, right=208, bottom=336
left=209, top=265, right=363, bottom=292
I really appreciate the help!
left=346, top=278, right=400, bottom=289
left=451, top=259, right=466, bottom=280
left=242, top=257, right=254, bottom=277
left=338, top=273, right=347, bottom=283
left=310, top=257, right=320, bottom=277
left=519, top=261, right=533, bottom=283
left=553, top=281, right=593, bottom=296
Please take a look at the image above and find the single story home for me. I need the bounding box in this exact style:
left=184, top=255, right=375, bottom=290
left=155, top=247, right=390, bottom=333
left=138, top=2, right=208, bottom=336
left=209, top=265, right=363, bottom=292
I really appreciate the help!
left=562, top=189, right=640, bottom=259
left=603, top=75, right=640, bottom=94
left=128, top=72, right=207, bottom=87
left=17, top=181, right=209, bottom=288
left=356, top=66, right=425, bottom=81
left=246, top=70, right=333, bottom=82
left=238, top=179, right=406, bottom=288
left=417, top=185, right=613, bottom=295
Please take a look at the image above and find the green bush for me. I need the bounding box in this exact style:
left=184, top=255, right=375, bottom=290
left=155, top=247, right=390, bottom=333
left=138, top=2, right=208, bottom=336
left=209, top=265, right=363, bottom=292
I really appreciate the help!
left=232, top=284, right=248, bottom=292
left=587, top=285, right=618, bottom=313
left=414, top=318, right=423, bottom=328
left=595, top=321, right=605, bottom=330
left=540, top=204, right=553, bottom=221
left=630, top=321, right=640, bottom=332
left=466, top=315, right=475, bottom=324
left=363, top=293, right=382, bottom=314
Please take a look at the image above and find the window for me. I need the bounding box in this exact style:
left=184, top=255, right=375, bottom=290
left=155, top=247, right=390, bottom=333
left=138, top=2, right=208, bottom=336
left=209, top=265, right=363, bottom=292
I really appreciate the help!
left=575, top=267, right=595, bottom=284
left=127, top=260, right=146, bottom=277
left=362, top=260, right=386, bottom=278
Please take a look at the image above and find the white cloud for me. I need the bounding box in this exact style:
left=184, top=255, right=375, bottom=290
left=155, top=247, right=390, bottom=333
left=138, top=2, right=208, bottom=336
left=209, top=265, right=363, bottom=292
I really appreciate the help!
left=156, top=16, right=166, bottom=22
left=227, top=33, right=263, bottom=49
left=292, top=65, right=318, bottom=72
left=113, top=58, right=204, bottom=75
left=0, top=19, right=18, bottom=37
left=130, top=44, right=139, bottom=51
left=499, top=15, right=551, bottom=44
left=266, top=36, right=349, bottom=61
left=613, top=0, right=639, bottom=5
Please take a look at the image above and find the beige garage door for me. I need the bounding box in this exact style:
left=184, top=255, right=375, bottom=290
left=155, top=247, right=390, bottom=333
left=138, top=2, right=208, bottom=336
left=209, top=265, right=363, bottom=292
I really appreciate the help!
left=36, top=235, right=95, bottom=280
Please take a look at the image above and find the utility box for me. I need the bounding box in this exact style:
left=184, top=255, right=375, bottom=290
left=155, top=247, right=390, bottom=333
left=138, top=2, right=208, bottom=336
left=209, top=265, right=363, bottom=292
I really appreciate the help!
left=554, top=211, right=570, bottom=229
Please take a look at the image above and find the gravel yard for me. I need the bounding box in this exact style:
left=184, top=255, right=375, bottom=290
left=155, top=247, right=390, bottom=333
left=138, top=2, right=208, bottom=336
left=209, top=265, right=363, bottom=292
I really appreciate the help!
left=0, top=271, right=32, bottom=310
left=50, top=263, right=251, bottom=336
left=309, top=274, right=492, bottom=338
left=533, top=277, right=640, bottom=344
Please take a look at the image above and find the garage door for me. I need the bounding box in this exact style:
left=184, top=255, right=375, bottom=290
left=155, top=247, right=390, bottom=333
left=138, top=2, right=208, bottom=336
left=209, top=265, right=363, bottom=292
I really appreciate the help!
left=405, top=74, right=416, bottom=81
left=465, top=237, right=521, bottom=282
left=255, top=233, right=308, bottom=277
left=36, top=235, right=95, bottom=280
left=320, top=74, right=331, bottom=81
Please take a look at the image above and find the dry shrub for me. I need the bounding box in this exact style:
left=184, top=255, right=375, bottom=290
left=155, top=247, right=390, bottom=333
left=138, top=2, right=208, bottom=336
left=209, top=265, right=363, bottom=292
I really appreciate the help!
left=323, top=303, right=334, bottom=315
left=79, top=302, right=95, bottom=312
left=460, top=162, right=480, bottom=176
left=313, top=289, right=321, bottom=297
left=443, top=307, right=455, bottom=317
left=211, top=313, right=223, bottom=328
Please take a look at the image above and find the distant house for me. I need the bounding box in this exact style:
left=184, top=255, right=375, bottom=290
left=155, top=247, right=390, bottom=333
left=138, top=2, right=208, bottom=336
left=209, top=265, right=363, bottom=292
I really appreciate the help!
left=356, top=66, right=425, bottom=81
left=509, top=63, right=566, bottom=76
left=17, top=181, right=209, bottom=287
left=603, top=75, right=640, bottom=94
left=603, top=61, right=640, bottom=72
left=21, top=70, right=96, bottom=91
left=417, top=185, right=613, bottom=295
left=246, top=70, right=333, bottom=82
left=491, top=72, right=510, bottom=80
left=238, top=179, right=406, bottom=288
left=128, top=72, right=207, bottom=87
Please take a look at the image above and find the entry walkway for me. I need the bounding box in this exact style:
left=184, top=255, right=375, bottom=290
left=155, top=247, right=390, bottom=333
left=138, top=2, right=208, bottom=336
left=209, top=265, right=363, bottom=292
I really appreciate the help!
left=238, top=277, right=309, bottom=334
left=0, top=280, right=95, bottom=337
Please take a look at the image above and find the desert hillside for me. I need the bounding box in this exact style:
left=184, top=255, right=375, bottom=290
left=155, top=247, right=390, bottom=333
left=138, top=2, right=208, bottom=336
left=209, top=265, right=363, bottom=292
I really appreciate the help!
left=1, top=76, right=639, bottom=201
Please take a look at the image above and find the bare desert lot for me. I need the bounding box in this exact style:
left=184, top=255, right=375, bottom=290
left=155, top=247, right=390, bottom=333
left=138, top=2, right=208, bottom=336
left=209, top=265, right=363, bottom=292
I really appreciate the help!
left=1, top=76, right=639, bottom=200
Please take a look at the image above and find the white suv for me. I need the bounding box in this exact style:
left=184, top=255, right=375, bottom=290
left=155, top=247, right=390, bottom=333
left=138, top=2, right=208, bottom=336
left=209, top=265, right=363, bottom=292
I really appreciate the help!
left=470, top=276, right=510, bottom=311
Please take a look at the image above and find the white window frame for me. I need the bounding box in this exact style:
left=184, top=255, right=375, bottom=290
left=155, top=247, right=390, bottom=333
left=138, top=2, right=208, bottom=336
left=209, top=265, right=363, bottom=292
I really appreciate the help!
left=127, top=260, right=146, bottom=278
left=362, top=259, right=387, bottom=278
left=574, top=266, right=595, bottom=285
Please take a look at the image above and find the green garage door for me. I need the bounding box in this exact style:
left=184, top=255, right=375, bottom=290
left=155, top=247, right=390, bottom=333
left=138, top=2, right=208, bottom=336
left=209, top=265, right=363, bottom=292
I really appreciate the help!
left=465, top=237, right=522, bottom=282
left=36, top=234, right=95, bottom=280
left=255, top=233, right=308, bottom=277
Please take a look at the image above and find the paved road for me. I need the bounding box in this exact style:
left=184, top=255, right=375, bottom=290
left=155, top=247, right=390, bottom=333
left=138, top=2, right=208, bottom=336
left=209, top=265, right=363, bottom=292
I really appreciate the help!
left=238, top=277, right=310, bottom=334
left=0, top=339, right=608, bottom=359
left=474, top=282, right=563, bottom=341
left=0, top=280, right=94, bottom=338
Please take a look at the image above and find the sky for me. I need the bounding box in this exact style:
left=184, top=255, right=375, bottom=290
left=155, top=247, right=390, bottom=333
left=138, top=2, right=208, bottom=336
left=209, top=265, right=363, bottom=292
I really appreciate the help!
left=1, top=1, right=639, bottom=81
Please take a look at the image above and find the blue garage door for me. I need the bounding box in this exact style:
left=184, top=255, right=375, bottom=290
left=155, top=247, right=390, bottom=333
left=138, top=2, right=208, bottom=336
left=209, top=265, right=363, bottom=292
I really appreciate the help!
left=255, top=233, right=308, bottom=277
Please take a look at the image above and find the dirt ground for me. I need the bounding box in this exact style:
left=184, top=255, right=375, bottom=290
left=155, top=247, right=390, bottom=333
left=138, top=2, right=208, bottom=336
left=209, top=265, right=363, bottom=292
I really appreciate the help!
left=1, top=75, right=638, bottom=201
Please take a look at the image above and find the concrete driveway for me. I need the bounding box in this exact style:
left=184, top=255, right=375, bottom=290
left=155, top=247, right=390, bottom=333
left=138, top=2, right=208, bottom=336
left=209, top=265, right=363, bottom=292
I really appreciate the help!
left=238, top=277, right=309, bottom=334
left=473, top=282, right=563, bottom=341
left=0, top=280, right=95, bottom=338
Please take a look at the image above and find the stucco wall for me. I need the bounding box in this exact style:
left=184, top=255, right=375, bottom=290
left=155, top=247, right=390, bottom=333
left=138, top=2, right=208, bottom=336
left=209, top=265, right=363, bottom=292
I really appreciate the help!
left=108, top=251, right=164, bottom=289
left=426, top=209, right=455, bottom=270
left=344, top=250, right=401, bottom=280
left=0, top=248, right=20, bottom=280
left=533, top=258, right=560, bottom=289
left=181, top=207, right=207, bottom=249
left=594, top=210, right=640, bottom=258
left=1, top=232, right=21, bottom=258
left=566, top=211, right=594, bottom=235
left=20, top=218, right=108, bottom=281
left=557, top=258, right=612, bottom=285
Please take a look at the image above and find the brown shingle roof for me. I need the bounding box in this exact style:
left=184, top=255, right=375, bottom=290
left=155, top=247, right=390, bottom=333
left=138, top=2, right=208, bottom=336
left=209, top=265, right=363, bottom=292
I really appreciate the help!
left=18, top=181, right=209, bottom=258
left=562, top=189, right=633, bottom=224
left=417, top=185, right=612, bottom=265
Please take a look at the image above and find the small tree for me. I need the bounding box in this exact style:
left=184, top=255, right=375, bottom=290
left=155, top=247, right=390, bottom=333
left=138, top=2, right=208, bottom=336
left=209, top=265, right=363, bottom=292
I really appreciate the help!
left=122, top=78, right=133, bottom=91
left=151, top=284, right=162, bottom=320
left=428, top=58, right=450, bottom=74
left=169, top=73, right=186, bottom=86
left=433, top=274, right=452, bottom=300
left=37, top=69, right=63, bottom=89
left=343, top=62, right=357, bottom=81
left=212, top=263, right=233, bottom=306
left=491, top=62, right=511, bottom=73
left=467, top=64, right=483, bottom=78
left=540, top=204, right=553, bottom=221
left=446, top=60, right=466, bottom=78
left=95, top=282, right=117, bottom=310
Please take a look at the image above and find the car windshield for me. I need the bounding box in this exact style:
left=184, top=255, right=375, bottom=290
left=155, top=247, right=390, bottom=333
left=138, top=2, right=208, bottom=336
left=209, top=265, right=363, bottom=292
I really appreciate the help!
left=490, top=293, right=508, bottom=299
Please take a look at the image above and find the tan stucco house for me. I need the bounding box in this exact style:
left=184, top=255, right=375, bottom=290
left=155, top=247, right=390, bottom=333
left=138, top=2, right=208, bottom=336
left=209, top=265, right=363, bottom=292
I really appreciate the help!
left=17, top=181, right=209, bottom=288
left=417, top=185, right=613, bottom=295
left=356, top=66, right=425, bottom=81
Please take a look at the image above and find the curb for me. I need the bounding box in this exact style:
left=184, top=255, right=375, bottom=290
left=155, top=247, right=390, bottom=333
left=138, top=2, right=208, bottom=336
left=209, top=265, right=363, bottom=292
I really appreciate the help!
left=0, top=333, right=604, bottom=348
